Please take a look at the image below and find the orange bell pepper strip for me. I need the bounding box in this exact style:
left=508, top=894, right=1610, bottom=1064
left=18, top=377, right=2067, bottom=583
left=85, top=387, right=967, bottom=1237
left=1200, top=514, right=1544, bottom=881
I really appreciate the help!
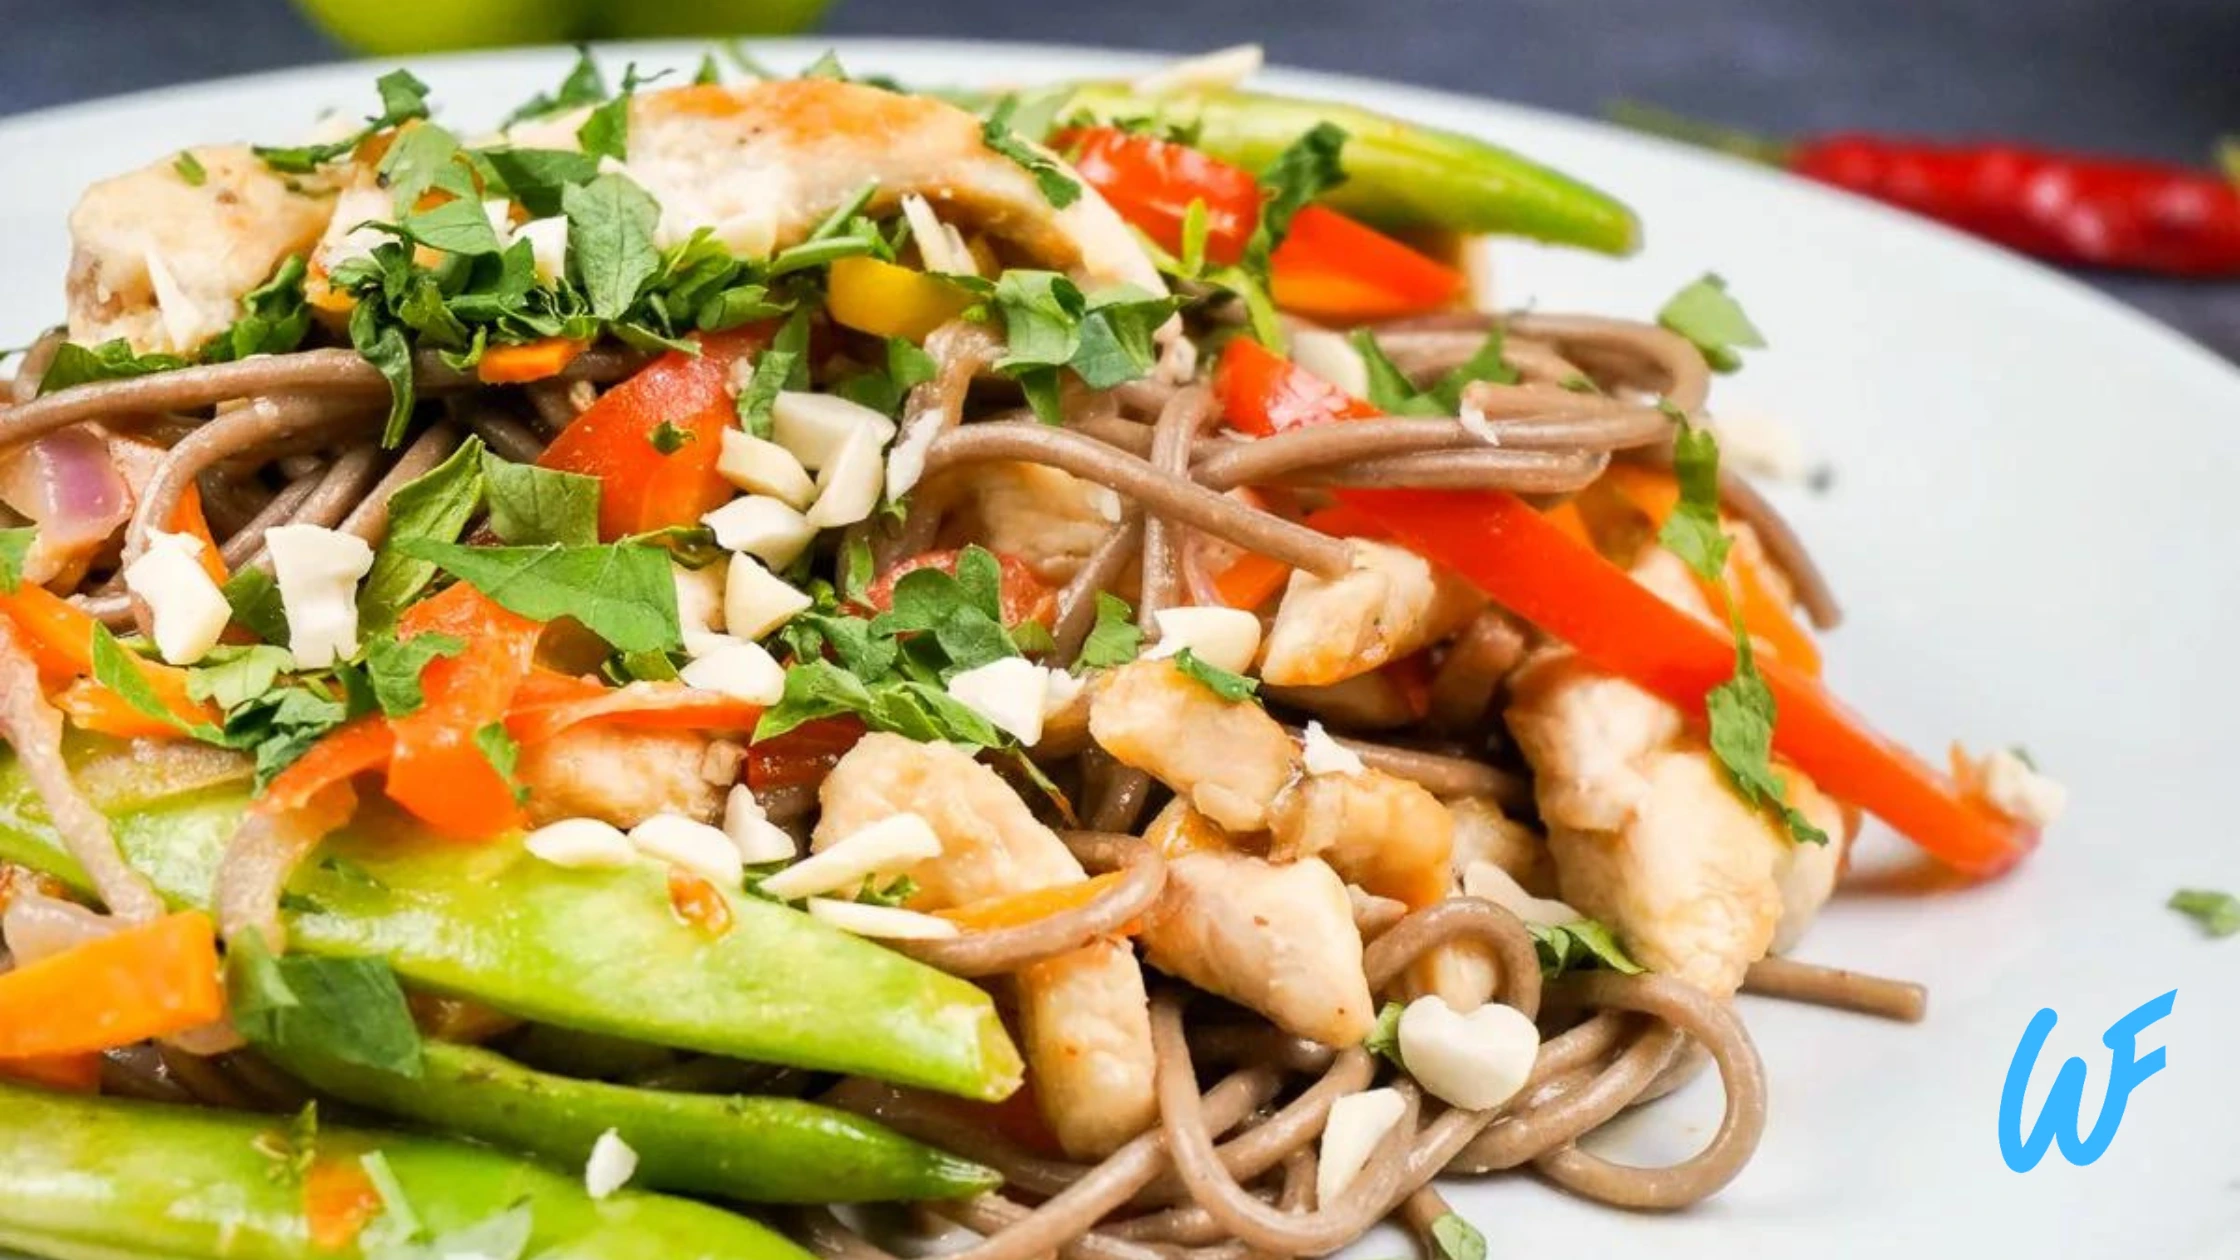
left=504, top=672, right=764, bottom=746
left=0, top=1052, right=102, bottom=1093
left=1214, top=337, right=2038, bottom=877
left=1211, top=550, right=1292, bottom=610
left=1062, top=127, right=1466, bottom=320
left=170, top=484, right=229, bottom=585
left=253, top=717, right=395, bottom=818
left=538, top=327, right=768, bottom=539
left=0, top=911, right=224, bottom=1060
left=303, top=1154, right=384, bottom=1252
left=1599, top=464, right=1823, bottom=676
left=935, top=871, right=1133, bottom=932
left=383, top=583, right=544, bottom=840
left=476, top=337, right=589, bottom=385
left=0, top=586, right=218, bottom=735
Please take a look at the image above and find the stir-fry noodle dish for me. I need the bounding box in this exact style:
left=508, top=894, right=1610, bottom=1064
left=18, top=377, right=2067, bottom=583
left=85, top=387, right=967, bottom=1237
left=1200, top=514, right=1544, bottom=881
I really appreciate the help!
left=0, top=46, right=2061, bottom=1260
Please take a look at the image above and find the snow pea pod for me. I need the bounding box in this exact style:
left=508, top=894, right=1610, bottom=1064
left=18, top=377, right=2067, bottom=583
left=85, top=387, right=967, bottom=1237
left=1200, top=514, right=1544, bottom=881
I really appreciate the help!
left=0, top=1080, right=811, bottom=1260
left=269, top=1037, right=1000, bottom=1203
left=0, top=746, right=1021, bottom=1102
left=1055, top=83, right=1642, bottom=255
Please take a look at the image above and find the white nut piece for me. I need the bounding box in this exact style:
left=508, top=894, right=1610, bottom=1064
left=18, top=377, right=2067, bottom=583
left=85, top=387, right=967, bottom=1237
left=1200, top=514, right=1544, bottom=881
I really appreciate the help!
left=584, top=1129, right=638, bottom=1200
left=627, top=813, right=744, bottom=886
left=757, top=812, right=942, bottom=901
left=723, top=553, right=813, bottom=641
left=716, top=429, right=816, bottom=508
left=1299, top=721, right=1366, bottom=777
left=1395, top=995, right=1540, bottom=1113
left=1288, top=327, right=1370, bottom=399
left=1315, top=1087, right=1406, bottom=1206
left=722, top=785, right=797, bottom=865
left=264, top=523, right=375, bottom=669
left=805, top=898, right=961, bottom=940
left=1144, top=605, right=1262, bottom=675
left=944, top=656, right=1052, bottom=747
left=702, top=495, right=817, bottom=569
left=122, top=530, right=230, bottom=665
left=804, top=422, right=887, bottom=528
left=1460, top=860, right=1579, bottom=929
left=679, top=639, right=787, bottom=706
left=770, top=391, right=895, bottom=470
left=673, top=561, right=726, bottom=638
left=525, top=817, right=638, bottom=870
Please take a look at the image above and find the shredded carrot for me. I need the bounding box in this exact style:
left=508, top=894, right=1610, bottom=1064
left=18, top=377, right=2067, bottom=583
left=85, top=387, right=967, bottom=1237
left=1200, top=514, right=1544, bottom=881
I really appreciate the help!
left=0, top=589, right=218, bottom=732
left=1540, top=499, right=1596, bottom=549
left=936, top=872, right=1131, bottom=932
left=169, top=484, right=229, bottom=584
left=1210, top=551, right=1293, bottom=610
left=1600, top=464, right=1822, bottom=676
left=0, top=912, right=223, bottom=1060
left=0, top=1052, right=101, bottom=1093
left=477, top=337, right=590, bottom=385
left=303, top=1154, right=383, bottom=1252
left=254, top=717, right=394, bottom=818
left=505, top=673, right=764, bottom=746
left=668, top=869, right=736, bottom=937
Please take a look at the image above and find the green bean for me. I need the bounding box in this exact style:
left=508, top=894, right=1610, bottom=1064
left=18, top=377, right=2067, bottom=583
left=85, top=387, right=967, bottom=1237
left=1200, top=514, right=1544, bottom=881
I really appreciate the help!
left=270, top=1038, right=1001, bottom=1203
left=0, top=1080, right=811, bottom=1260
left=0, top=744, right=1022, bottom=1102
left=1057, top=83, right=1642, bottom=255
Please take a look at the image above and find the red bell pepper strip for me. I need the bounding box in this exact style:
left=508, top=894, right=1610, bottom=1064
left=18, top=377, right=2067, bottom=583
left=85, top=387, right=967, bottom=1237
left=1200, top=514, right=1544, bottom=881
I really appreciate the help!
left=384, top=583, right=544, bottom=840
left=858, top=549, right=1060, bottom=629
left=537, top=327, right=767, bottom=540
left=504, top=673, right=764, bottom=746
left=746, top=715, right=867, bottom=793
left=1214, top=337, right=2037, bottom=876
left=1062, top=127, right=1466, bottom=320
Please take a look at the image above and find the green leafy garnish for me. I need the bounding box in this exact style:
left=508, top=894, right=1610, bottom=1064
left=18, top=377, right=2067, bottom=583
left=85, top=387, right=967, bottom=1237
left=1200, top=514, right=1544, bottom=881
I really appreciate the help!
left=396, top=538, right=681, bottom=654
left=1530, top=919, right=1645, bottom=978
left=1077, top=593, right=1143, bottom=669
left=36, top=339, right=190, bottom=396
left=359, top=436, right=487, bottom=630
left=982, top=93, right=1081, bottom=209
left=347, top=296, right=419, bottom=447
left=251, top=1103, right=320, bottom=1187
left=1657, top=273, right=1765, bottom=373
left=88, top=624, right=223, bottom=741
left=563, top=172, right=663, bottom=321
left=362, top=632, right=466, bottom=717
left=854, top=874, right=920, bottom=908
left=0, top=528, right=34, bottom=592
left=184, top=645, right=296, bottom=712
left=989, top=271, right=1182, bottom=423
left=480, top=450, right=599, bottom=546
left=254, top=69, right=432, bottom=173
left=202, top=256, right=314, bottom=363
left=222, top=568, right=291, bottom=644
left=648, top=420, right=696, bottom=454
left=1363, top=1000, right=1406, bottom=1069
left=227, top=930, right=424, bottom=1078
left=1244, top=123, right=1347, bottom=277
left=1168, top=648, right=1259, bottom=703
left=1658, top=421, right=1731, bottom=580
left=1429, top=1214, right=1487, bottom=1260
left=1349, top=327, right=1516, bottom=416
left=500, top=47, right=608, bottom=128
left=2169, top=889, right=2240, bottom=939
left=173, top=151, right=207, bottom=186
left=474, top=721, right=529, bottom=803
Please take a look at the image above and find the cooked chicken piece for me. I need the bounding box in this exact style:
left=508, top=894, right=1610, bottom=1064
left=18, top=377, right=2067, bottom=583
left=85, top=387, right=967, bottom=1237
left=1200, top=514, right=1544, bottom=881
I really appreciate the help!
left=927, top=462, right=1119, bottom=586
left=1545, top=749, right=1844, bottom=996
left=502, top=79, right=1164, bottom=291
left=1141, top=795, right=1237, bottom=859
left=1506, top=649, right=1684, bottom=835
left=1448, top=796, right=1555, bottom=898
left=1140, top=847, right=1374, bottom=1047
left=518, top=726, right=734, bottom=828
left=1015, top=938, right=1158, bottom=1158
left=813, top=733, right=1082, bottom=907
left=306, top=161, right=397, bottom=295
left=1267, top=769, right=1453, bottom=910
left=67, top=146, right=335, bottom=355
left=1089, top=659, right=1298, bottom=834
left=814, top=732, right=1154, bottom=1158
left=1265, top=669, right=1422, bottom=731
left=1771, top=818, right=1847, bottom=954
left=1259, top=540, right=1484, bottom=688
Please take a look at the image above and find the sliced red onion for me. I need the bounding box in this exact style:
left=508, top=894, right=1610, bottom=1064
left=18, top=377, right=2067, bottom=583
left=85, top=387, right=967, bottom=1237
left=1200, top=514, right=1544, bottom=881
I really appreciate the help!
left=0, top=888, right=116, bottom=966
left=0, top=428, right=131, bottom=583
left=214, top=785, right=356, bottom=952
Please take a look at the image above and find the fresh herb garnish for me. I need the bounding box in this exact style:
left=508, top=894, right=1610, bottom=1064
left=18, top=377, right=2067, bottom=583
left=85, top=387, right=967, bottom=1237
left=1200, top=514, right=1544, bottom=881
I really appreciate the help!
left=173, top=151, right=207, bottom=186
left=1077, top=593, right=1143, bottom=669
left=1530, top=919, right=1645, bottom=978
left=202, top=256, right=314, bottom=363
left=1244, top=123, right=1348, bottom=278
left=499, top=46, right=609, bottom=128
left=254, top=69, right=432, bottom=173
left=737, top=309, right=809, bottom=439
left=227, top=930, right=424, bottom=1078
left=1363, top=1000, right=1406, bottom=1069
left=1657, top=273, right=1764, bottom=373
left=362, top=632, right=466, bottom=717
left=2169, top=889, right=2240, bottom=939
left=474, top=721, right=529, bottom=803
left=1168, top=647, right=1259, bottom=703
left=480, top=449, right=599, bottom=546
left=359, top=436, right=488, bottom=631
left=395, top=538, right=682, bottom=654
left=562, top=172, right=663, bottom=321
left=854, top=874, right=920, bottom=908
left=1348, top=327, right=1517, bottom=417
left=648, top=420, right=696, bottom=454
left=36, top=339, right=190, bottom=396
left=184, top=645, right=296, bottom=712
left=988, top=271, right=1182, bottom=423
left=0, top=528, right=34, bottom=592
left=982, top=93, right=1082, bottom=209
left=1429, top=1213, right=1487, bottom=1260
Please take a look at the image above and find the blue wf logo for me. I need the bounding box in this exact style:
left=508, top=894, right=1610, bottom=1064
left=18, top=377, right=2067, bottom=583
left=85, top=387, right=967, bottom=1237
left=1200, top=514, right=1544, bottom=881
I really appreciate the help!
left=1998, top=989, right=2175, bottom=1172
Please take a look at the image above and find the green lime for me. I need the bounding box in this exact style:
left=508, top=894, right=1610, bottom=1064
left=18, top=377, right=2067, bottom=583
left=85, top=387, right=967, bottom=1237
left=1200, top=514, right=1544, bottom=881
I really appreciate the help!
left=589, top=0, right=835, bottom=38
left=292, top=0, right=593, bottom=54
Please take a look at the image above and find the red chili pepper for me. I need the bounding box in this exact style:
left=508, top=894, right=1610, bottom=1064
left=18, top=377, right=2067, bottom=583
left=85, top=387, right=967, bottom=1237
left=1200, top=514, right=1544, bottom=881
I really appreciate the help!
left=1612, top=103, right=2240, bottom=276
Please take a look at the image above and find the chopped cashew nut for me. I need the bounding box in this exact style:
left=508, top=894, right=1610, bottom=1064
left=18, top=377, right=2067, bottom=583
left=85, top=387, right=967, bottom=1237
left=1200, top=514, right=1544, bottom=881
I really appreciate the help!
left=1315, top=1088, right=1406, bottom=1206
left=760, top=812, right=944, bottom=901
left=702, top=495, right=818, bottom=568
left=1144, top=605, right=1263, bottom=675
left=525, top=818, right=639, bottom=870
left=122, top=530, right=229, bottom=665
left=584, top=1129, right=638, bottom=1200
left=807, top=898, right=961, bottom=940
left=1395, top=995, right=1539, bottom=1112
left=264, top=523, right=374, bottom=669
left=723, top=785, right=797, bottom=866
left=628, top=814, right=745, bottom=886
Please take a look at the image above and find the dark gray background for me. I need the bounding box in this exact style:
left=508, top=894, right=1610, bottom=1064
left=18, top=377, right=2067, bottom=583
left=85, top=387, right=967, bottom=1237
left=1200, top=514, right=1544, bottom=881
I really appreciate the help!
left=3, top=0, right=2235, bottom=358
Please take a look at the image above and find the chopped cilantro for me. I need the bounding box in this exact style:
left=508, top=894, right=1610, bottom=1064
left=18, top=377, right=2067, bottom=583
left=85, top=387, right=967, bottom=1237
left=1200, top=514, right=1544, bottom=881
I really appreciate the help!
left=362, top=632, right=466, bottom=717
left=1168, top=648, right=1259, bottom=703
left=982, top=93, right=1082, bottom=209
left=1077, top=593, right=1142, bottom=669
left=227, top=930, right=424, bottom=1078
left=1530, top=919, right=1645, bottom=978
left=474, top=722, right=529, bottom=803
left=37, top=339, right=189, bottom=396
left=254, top=69, right=432, bottom=173
left=173, top=151, right=207, bottom=186
left=395, top=538, right=682, bottom=654
left=500, top=47, right=608, bottom=128
left=1363, top=1000, right=1406, bottom=1069
left=0, top=528, right=34, bottom=592
left=1657, top=273, right=1765, bottom=373
left=1244, top=123, right=1347, bottom=277
left=649, top=420, right=696, bottom=454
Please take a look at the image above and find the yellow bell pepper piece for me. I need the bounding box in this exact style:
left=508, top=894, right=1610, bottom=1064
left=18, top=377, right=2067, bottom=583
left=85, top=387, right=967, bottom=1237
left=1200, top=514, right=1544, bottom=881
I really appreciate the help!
left=826, top=256, right=975, bottom=341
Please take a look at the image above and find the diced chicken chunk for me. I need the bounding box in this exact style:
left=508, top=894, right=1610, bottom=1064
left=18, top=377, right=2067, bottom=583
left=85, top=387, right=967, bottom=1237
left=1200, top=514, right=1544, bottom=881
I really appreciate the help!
left=518, top=727, right=738, bottom=829
left=1089, top=659, right=1298, bottom=834
left=1448, top=796, right=1555, bottom=898
left=1259, top=540, right=1483, bottom=688
left=67, top=146, right=334, bottom=355
left=1268, top=769, right=1454, bottom=910
left=928, top=462, right=1118, bottom=585
left=1264, top=668, right=1422, bottom=731
left=814, top=732, right=1154, bottom=1158
left=1506, top=648, right=1685, bottom=834
left=502, top=79, right=1164, bottom=291
left=1140, top=848, right=1374, bottom=1047
left=1546, top=749, right=1845, bottom=996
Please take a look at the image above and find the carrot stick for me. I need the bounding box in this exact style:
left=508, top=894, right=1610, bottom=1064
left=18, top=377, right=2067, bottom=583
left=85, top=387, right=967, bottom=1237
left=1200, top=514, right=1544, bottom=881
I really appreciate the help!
left=477, top=337, right=589, bottom=385
left=0, top=912, right=224, bottom=1060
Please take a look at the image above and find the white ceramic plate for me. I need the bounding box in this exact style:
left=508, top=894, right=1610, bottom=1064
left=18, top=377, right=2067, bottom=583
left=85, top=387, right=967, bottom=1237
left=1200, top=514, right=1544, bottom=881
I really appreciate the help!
left=2, top=38, right=2236, bottom=1260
